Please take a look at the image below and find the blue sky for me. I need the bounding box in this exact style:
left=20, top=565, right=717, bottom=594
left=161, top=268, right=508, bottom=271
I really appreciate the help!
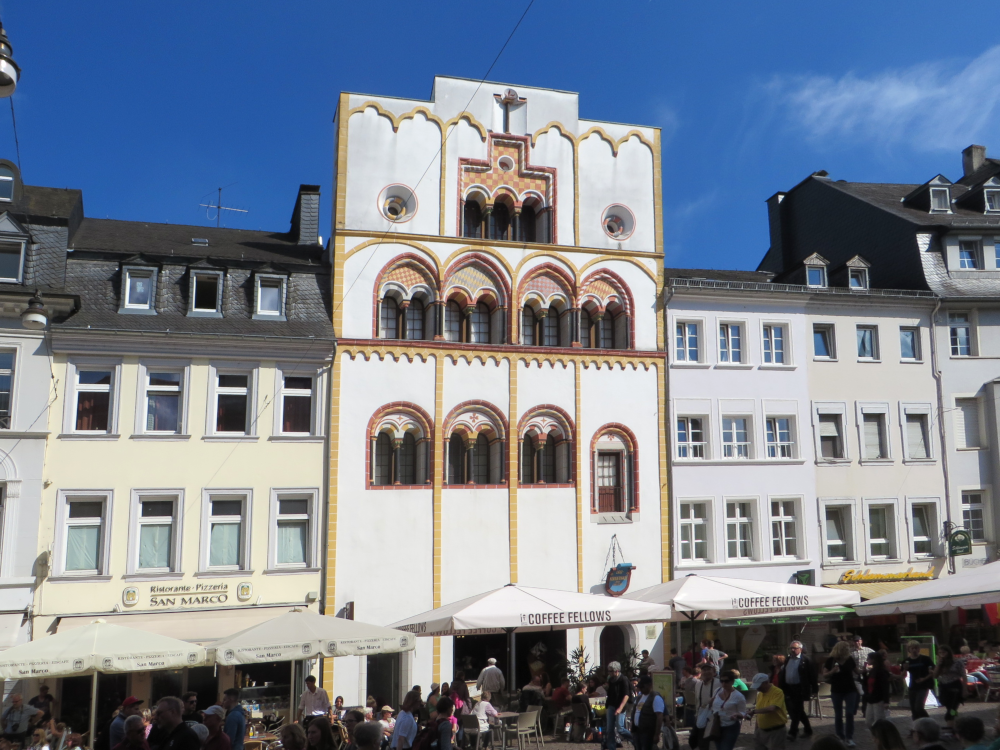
left=3, top=1, right=1000, bottom=270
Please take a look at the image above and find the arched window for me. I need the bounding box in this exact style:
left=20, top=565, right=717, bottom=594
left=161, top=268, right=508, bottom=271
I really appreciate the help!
left=520, top=206, right=536, bottom=243
left=541, top=434, right=557, bottom=483
left=398, top=433, right=417, bottom=484
left=599, top=315, right=615, bottom=349
left=444, top=301, right=462, bottom=342
left=473, top=433, right=490, bottom=484
left=463, top=201, right=482, bottom=239
left=591, top=427, right=637, bottom=515
left=405, top=299, right=424, bottom=341
left=581, top=309, right=593, bottom=348
left=448, top=433, right=466, bottom=484
left=522, top=306, right=537, bottom=346
left=380, top=297, right=400, bottom=339
left=521, top=438, right=536, bottom=483
left=543, top=311, right=560, bottom=347
left=470, top=302, right=491, bottom=344
left=373, top=433, right=393, bottom=485
left=491, top=203, right=510, bottom=241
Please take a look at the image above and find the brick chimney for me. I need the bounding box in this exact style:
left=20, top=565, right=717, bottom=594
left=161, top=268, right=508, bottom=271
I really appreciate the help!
left=962, top=145, right=987, bottom=177
left=290, top=184, right=321, bottom=245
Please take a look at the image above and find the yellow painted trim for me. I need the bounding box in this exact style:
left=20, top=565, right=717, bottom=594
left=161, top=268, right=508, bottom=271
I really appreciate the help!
left=511, top=251, right=580, bottom=285
left=653, top=127, right=665, bottom=351
left=578, top=255, right=658, bottom=283
left=530, top=122, right=576, bottom=147
left=346, top=100, right=445, bottom=134
left=322, top=350, right=345, bottom=695
left=574, top=361, right=583, bottom=597
left=334, top=93, right=350, bottom=232
left=444, top=112, right=489, bottom=140
left=573, top=136, right=580, bottom=247
left=337, top=345, right=662, bottom=371
left=432, top=353, right=444, bottom=682
left=440, top=245, right=517, bottom=285
left=342, top=236, right=440, bottom=267
left=508, top=359, right=518, bottom=585
left=439, top=127, right=447, bottom=237
left=578, top=126, right=656, bottom=157
left=656, top=361, right=671, bottom=668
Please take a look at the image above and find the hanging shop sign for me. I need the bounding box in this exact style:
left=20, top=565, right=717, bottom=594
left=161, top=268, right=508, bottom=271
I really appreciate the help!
left=604, top=563, right=636, bottom=597
left=838, top=568, right=934, bottom=584
left=949, top=529, right=973, bottom=557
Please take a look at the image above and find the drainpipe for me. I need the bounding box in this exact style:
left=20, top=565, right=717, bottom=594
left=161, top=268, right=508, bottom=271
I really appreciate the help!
left=929, top=297, right=955, bottom=575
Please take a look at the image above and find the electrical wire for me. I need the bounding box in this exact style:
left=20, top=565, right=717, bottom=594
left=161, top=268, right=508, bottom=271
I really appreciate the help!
left=8, top=97, right=20, bottom=174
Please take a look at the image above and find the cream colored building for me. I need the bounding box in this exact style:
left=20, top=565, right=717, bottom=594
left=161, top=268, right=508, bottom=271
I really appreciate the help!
left=28, top=183, right=333, bottom=724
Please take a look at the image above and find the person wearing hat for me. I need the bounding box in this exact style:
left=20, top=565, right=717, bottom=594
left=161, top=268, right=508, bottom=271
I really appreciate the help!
left=748, top=674, right=787, bottom=750
left=378, top=706, right=395, bottom=740
left=202, top=706, right=231, bottom=750
left=112, top=715, right=151, bottom=750
left=110, top=697, right=145, bottom=749
left=298, top=675, right=332, bottom=725
left=476, top=659, right=506, bottom=707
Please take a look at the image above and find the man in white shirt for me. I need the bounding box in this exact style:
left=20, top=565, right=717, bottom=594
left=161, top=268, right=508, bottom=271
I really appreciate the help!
left=476, top=658, right=506, bottom=704
left=298, top=675, right=332, bottom=724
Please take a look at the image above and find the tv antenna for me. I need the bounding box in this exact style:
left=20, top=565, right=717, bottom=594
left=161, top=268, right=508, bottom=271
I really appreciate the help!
left=200, top=186, right=248, bottom=228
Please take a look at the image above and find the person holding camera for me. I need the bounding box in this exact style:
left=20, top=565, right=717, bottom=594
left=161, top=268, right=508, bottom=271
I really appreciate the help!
left=3, top=694, right=40, bottom=745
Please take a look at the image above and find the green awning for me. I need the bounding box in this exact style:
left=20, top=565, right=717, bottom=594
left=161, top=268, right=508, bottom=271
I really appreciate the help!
left=719, top=606, right=854, bottom=627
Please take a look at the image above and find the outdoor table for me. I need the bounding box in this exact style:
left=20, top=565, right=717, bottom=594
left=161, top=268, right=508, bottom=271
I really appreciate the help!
left=495, top=712, right=518, bottom=750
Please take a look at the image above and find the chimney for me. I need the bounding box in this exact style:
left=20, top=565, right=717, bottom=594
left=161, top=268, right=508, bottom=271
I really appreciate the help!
left=963, top=145, right=987, bottom=177
left=290, top=184, right=321, bottom=245
left=760, top=192, right=787, bottom=272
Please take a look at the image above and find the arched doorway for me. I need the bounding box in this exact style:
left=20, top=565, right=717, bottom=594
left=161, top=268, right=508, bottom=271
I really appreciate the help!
left=599, top=625, right=626, bottom=668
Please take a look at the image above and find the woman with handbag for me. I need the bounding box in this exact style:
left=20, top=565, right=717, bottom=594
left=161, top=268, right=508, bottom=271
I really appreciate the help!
left=691, top=665, right=721, bottom=750
left=708, top=671, right=746, bottom=750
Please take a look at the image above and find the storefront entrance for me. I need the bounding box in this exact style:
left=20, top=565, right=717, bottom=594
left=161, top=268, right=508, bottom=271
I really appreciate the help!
left=367, top=653, right=400, bottom=709
left=599, top=625, right=626, bottom=668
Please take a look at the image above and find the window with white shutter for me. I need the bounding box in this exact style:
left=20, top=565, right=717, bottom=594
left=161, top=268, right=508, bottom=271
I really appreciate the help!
left=905, top=414, right=929, bottom=459
left=818, top=414, right=844, bottom=459
left=863, top=413, right=888, bottom=460
left=955, top=399, right=981, bottom=449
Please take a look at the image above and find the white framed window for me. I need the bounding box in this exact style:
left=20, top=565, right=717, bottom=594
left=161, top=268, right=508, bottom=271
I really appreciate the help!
left=770, top=499, right=798, bottom=558
left=0, top=349, right=15, bottom=429
left=674, top=320, right=701, bottom=363
left=0, top=241, right=25, bottom=283
left=207, top=364, right=257, bottom=437
left=806, top=265, right=827, bottom=288
left=762, top=324, right=786, bottom=365
left=678, top=501, right=710, bottom=562
left=254, top=274, right=287, bottom=319
left=814, top=404, right=848, bottom=461
left=201, top=491, right=251, bottom=571
left=143, top=368, right=184, bottom=434
left=962, top=491, right=986, bottom=542
left=722, top=416, right=750, bottom=459
left=280, top=373, right=314, bottom=435
left=813, top=324, right=836, bottom=359
left=725, top=500, right=754, bottom=560
left=120, top=266, right=157, bottom=313
left=268, top=490, right=320, bottom=570
left=955, top=398, right=982, bottom=449
left=959, top=240, right=982, bottom=269
left=55, top=491, right=112, bottom=577
left=849, top=268, right=868, bottom=290
left=899, top=327, right=921, bottom=361
left=822, top=503, right=855, bottom=563
left=908, top=502, right=937, bottom=559
left=900, top=404, right=932, bottom=461
left=676, top=417, right=706, bottom=459
left=986, top=189, right=1000, bottom=213
left=866, top=502, right=899, bottom=561
left=949, top=312, right=973, bottom=356
left=861, top=413, right=889, bottom=460
left=128, top=491, right=182, bottom=574
left=189, top=271, right=223, bottom=315
left=66, top=361, right=121, bottom=435
left=0, top=166, right=13, bottom=202
left=930, top=187, right=951, bottom=212
left=765, top=417, right=794, bottom=458
left=856, top=325, right=879, bottom=360
left=718, top=323, right=743, bottom=364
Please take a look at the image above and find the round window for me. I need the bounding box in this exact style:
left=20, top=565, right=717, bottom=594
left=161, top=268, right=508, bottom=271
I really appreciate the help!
left=498, top=156, right=515, bottom=172
left=601, top=204, right=636, bottom=240
left=377, top=184, right=418, bottom=223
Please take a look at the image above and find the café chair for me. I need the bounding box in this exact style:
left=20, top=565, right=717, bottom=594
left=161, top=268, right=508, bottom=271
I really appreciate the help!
left=461, top=715, right=483, bottom=750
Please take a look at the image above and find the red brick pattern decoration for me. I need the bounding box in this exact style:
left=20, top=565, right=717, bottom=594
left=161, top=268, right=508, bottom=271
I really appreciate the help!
left=588, top=422, right=640, bottom=513
left=365, top=401, right=435, bottom=490
left=370, top=253, right=441, bottom=339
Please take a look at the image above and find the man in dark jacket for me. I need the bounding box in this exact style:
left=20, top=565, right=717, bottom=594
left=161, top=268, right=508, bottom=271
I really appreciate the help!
left=777, top=641, right=818, bottom=741
left=631, top=676, right=664, bottom=750
left=604, top=662, right=633, bottom=750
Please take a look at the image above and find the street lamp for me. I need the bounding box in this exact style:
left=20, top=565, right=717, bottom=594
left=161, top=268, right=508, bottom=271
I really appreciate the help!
left=21, top=293, right=47, bottom=330
left=0, top=21, right=20, bottom=98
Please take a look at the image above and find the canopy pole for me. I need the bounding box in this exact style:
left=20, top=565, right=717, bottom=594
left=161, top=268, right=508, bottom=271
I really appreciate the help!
left=506, top=628, right=515, bottom=707
left=88, top=671, right=99, bottom=746
left=290, top=660, right=296, bottom=724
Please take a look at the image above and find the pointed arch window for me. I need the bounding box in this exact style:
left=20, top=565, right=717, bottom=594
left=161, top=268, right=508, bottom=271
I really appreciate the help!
left=405, top=299, right=425, bottom=341
left=491, top=203, right=510, bottom=241
left=379, top=297, right=400, bottom=339
left=463, top=200, right=483, bottom=239
left=444, top=301, right=462, bottom=343
left=373, top=433, right=393, bottom=485
left=522, top=305, right=537, bottom=346
left=470, top=302, right=491, bottom=344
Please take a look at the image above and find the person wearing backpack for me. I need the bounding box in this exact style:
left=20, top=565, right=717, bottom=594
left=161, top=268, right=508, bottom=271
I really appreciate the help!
left=410, top=696, right=455, bottom=750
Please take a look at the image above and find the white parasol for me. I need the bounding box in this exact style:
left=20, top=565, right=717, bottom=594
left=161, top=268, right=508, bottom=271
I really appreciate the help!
left=852, top=560, right=1000, bottom=616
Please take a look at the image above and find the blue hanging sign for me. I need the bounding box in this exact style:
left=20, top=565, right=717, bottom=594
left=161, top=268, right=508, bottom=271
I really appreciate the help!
left=604, top=563, right=636, bottom=597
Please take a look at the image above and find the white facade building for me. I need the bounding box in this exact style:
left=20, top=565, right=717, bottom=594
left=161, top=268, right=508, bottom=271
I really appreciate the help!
left=324, top=77, right=668, bottom=704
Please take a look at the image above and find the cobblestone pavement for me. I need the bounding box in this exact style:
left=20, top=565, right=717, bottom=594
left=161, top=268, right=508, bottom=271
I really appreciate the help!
left=541, top=699, right=1000, bottom=750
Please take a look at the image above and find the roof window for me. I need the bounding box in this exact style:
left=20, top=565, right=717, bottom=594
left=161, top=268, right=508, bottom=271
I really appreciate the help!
left=930, top=187, right=951, bottom=213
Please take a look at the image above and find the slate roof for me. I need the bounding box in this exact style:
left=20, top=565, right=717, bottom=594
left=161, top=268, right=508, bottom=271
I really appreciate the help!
left=822, top=178, right=1000, bottom=229
left=664, top=267, right=774, bottom=284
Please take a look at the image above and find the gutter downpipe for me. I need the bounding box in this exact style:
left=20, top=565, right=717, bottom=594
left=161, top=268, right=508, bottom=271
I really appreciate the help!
left=663, top=284, right=678, bottom=655
left=929, top=297, right=955, bottom=575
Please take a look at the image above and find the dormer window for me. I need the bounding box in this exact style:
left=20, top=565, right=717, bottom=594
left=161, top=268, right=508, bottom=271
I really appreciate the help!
left=0, top=167, right=13, bottom=202
left=0, top=241, right=24, bottom=282
left=189, top=270, right=223, bottom=317
left=849, top=268, right=868, bottom=290
left=986, top=189, right=1000, bottom=213
left=959, top=240, right=982, bottom=270
left=806, top=266, right=827, bottom=288
left=254, top=274, right=286, bottom=319
left=119, top=266, right=158, bottom=314
left=930, top=187, right=951, bottom=212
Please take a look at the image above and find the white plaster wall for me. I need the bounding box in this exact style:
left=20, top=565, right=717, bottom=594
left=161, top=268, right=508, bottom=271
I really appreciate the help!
left=443, top=357, right=509, bottom=416
left=587, top=260, right=659, bottom=352
left=531, top=129, right=577, bottom=246
left=578, top=135, right=656, bottom=253
left=345, top=106, right=442, bottom=236
left=516, top=487, right=578, bottom=590
left=441, top=489, right=511, bottom=599
left=516, top=361, right=575, bottom=419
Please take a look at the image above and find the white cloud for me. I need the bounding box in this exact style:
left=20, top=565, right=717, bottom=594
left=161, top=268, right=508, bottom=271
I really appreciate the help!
left=770, top=45, right=1000, bottom=152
